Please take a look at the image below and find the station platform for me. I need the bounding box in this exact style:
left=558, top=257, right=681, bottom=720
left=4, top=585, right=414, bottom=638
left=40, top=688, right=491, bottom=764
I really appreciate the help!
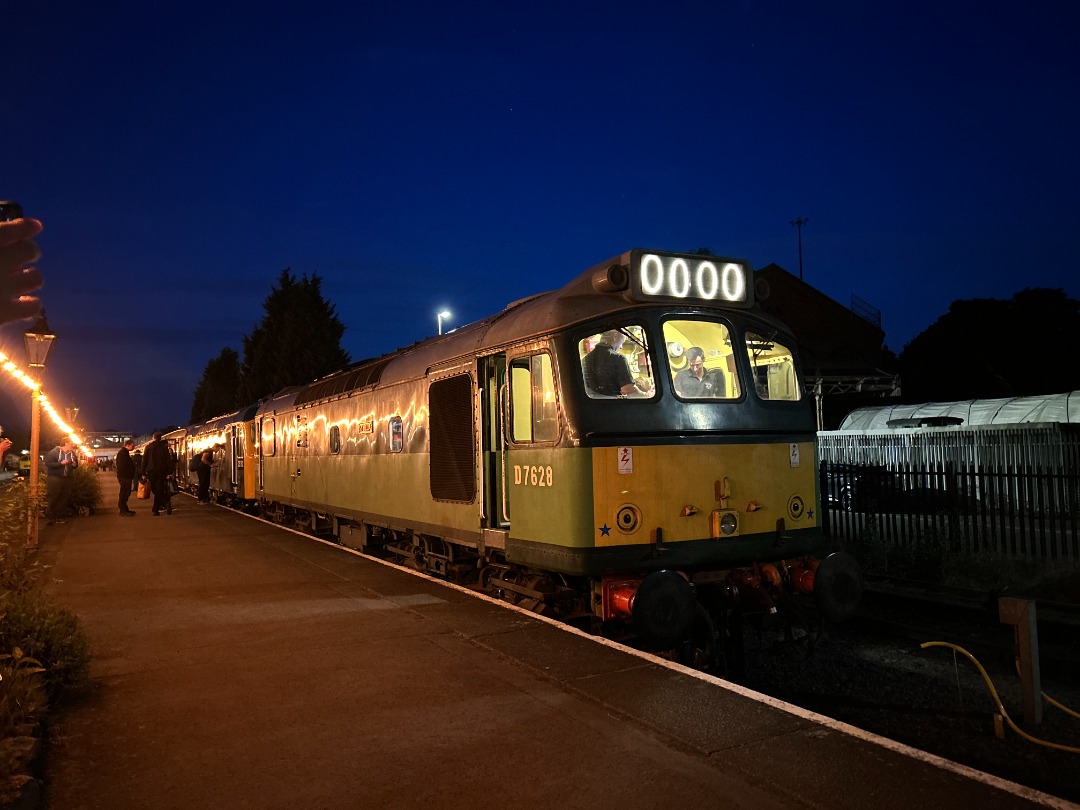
left=34, top=476, right=1071, bottom=809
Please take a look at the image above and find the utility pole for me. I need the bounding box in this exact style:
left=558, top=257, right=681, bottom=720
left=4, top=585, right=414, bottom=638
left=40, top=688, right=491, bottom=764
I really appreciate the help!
left=789, top=216, right=809, bottom=280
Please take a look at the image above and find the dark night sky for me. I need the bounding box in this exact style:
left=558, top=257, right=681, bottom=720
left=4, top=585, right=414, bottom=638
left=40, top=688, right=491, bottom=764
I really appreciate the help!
left=2, top=1, right=1077, bottom=436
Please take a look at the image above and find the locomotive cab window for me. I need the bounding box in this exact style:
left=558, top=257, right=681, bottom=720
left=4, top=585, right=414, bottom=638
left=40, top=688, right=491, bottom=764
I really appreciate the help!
left=579, top=325, right=655, bottom=399
left=745, top=332, right=801, bottom=401
left=329, top=425, right=342, bottom=455
left=662, top=320, right=740, bottom=400
left=510, top=353, right=559, bottom=443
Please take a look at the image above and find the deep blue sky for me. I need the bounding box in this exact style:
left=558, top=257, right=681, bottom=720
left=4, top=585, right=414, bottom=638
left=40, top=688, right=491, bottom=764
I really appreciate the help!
left=2, top=1, right=1077, bottom=435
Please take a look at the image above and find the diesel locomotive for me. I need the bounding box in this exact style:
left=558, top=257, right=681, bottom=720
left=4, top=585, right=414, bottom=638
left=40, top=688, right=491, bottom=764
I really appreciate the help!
left=168, top=249, right=862, bottom=674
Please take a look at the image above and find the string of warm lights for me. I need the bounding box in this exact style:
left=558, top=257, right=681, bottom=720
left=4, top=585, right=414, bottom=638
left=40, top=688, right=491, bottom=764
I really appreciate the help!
left=0, top=348, right=93, bottom=459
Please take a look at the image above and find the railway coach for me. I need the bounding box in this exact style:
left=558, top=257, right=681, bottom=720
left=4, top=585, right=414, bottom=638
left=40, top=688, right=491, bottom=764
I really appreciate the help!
left=174, top=404, right=261, bottom=504
left=219, top=249, right=862, bottom=673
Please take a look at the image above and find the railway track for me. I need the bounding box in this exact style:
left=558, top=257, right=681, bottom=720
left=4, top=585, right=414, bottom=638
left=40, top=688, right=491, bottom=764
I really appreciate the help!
left=854, top=574, right=1080, bottom=681
left=741, top=577, right=1080, bottom=805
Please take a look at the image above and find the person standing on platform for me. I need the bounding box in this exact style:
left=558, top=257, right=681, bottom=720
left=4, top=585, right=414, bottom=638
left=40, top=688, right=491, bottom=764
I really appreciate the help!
left=44, top=437, right=79, bottom=524
left=196, top=446, right=213, bottom=504
left=140, top=432, right=174, bottom=516
left=115, top=438, right=137, bottom=516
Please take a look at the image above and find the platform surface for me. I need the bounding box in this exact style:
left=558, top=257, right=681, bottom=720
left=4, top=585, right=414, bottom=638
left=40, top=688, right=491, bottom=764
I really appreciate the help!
left=36, top=477, right=1072, bottom=809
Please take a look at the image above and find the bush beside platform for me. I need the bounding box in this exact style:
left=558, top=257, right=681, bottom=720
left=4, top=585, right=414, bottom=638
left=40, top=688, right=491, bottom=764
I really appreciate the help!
left=1, top=477, right=93, bottom=806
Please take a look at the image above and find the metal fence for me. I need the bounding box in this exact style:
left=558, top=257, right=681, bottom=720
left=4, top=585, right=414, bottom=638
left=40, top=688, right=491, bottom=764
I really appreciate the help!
left=818, top=424, right=1080, bottom=565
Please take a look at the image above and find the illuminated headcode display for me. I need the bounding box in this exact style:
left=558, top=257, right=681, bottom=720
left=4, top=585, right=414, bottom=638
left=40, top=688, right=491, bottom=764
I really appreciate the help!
left=630, top=250, right=752, bottom=307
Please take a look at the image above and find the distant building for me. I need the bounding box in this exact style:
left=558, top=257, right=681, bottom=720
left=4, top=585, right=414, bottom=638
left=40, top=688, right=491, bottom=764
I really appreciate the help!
left=80, top=431, right=136, bottom=463
left=755, top=263, right=899, bottom=430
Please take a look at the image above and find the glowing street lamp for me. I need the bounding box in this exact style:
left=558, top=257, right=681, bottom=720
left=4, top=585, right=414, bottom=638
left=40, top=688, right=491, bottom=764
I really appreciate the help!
left=24, top=311, right=56, bottom=367
left=437, top=310, right=452, bottom=335
left=24, top=311, right=56, bottom=549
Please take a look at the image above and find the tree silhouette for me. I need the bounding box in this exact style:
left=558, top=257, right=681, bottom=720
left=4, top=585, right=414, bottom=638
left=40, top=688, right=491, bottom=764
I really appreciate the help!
left=899, top=288, right=1080, bottom=402
left=239, top=269, right=350, bottom=404
left=190, top=347, right=242, bottom=423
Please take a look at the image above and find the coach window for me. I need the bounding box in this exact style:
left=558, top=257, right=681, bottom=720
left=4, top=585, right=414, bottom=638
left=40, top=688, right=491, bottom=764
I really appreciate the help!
left=510, top=353, right=559, bottom=443
left=260, top=417, right=276, bottom=456
left=329, top=425, right=342, bottom=455
left=662, top=320, right=740, bottom=400
left=579, top=325, right=655, bottom=398
left=745, top=332, right=801, bottom=401
left=389, top=416, right=404, bottom=453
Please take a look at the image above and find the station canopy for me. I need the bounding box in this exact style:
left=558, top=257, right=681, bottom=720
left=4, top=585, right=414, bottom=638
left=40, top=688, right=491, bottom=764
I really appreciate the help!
left=839, top=391, right=1080, bottom=431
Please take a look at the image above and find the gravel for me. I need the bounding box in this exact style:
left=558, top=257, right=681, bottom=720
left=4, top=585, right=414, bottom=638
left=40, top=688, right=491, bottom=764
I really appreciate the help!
left=740, top=615, right=1080, bottom=805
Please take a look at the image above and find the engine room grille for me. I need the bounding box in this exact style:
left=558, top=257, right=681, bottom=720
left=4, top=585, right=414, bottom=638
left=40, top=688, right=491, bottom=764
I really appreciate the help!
left=293, top=357, right=393, bottom=406
left=429, top=374, right=476, bottom=502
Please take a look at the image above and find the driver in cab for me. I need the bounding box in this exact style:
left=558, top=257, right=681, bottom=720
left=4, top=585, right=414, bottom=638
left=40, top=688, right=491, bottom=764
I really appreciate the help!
left=583, top=329, right=651, bottom=397
left=674, top=346, right=725, bottom=398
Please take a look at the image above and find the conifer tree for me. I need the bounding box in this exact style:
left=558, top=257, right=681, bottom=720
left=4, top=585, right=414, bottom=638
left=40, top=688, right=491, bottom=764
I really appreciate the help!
left=239, top=269, right=350, bottom=403
left=190, top=347, right=242, bottom=423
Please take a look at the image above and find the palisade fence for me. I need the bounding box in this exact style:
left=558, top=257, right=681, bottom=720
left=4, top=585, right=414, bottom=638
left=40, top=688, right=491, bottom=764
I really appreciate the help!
left=818, top=423, right=1080, bottom=565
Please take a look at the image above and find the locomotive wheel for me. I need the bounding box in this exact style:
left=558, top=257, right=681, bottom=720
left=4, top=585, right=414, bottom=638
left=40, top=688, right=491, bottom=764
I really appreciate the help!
left=632, top=570, right=696, bottom=650
left=675, top=603, right=719, bottom=672
left=814, top=552, right=863, bottom=623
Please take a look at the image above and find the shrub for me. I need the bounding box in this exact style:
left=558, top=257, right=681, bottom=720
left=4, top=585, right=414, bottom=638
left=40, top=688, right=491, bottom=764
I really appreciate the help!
left=67, top=464, right=104, bottom=515
left=0, top=590, right=90, bottom=704
left=0, top=473, right=94, bottom=803
left=0, top=480, right=44, bottom=593
left=0, top=647, right=46, bottom=736
left=0, top=648, right=46, bottom=806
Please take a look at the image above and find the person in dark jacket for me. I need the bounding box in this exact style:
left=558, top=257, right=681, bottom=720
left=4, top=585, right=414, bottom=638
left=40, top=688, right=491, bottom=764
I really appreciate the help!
left=44, top=437, right=78, bottom=524
left=115, top=438, right=137, bottom=516
left=196, top=447, right=213, bottom=503
left=582, top=329, right=651, bottom=398
left=140, top=432, right=175, bottom=516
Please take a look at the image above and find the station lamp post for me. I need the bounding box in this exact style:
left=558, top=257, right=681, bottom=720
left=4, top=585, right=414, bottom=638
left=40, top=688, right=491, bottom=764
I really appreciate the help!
left=24, top=311, right=56, bottom=549
left=437, top=309, right=452, bottom=335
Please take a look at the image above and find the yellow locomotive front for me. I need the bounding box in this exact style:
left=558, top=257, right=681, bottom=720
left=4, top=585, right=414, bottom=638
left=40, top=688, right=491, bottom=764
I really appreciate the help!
left=496, top=250, right=860, bottom=669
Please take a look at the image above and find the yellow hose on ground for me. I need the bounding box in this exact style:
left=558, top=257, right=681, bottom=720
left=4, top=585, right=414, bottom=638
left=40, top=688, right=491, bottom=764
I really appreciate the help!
left=1043, top=690, right=1080, bottom=722
left=920, top=640, right=1080, bottom=755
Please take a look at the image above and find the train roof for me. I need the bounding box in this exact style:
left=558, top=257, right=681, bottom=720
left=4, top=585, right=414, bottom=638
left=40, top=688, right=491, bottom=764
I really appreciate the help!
left=263, top=249, right=790, bottom=412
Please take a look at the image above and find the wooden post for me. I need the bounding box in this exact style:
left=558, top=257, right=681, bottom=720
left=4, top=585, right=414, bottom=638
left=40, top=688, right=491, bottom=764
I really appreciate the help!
left=26, top=389, right=42, bottom=549
left=998, top=596, right=1042, bottom=725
